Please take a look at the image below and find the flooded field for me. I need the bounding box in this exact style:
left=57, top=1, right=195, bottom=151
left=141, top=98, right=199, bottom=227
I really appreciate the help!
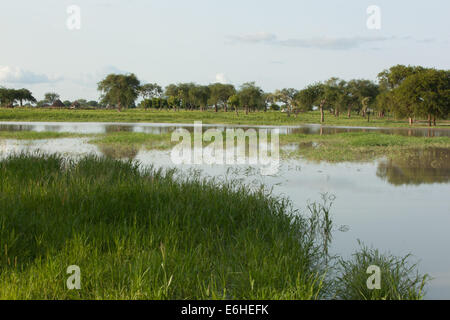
left=0, top=122, right=449, bottom=299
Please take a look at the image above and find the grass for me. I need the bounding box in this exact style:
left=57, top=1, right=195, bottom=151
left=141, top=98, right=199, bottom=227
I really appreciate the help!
left=280, top=132, right=450, bottom=162
left=0, top=131, right=83, bottom=140
left=90, top=132, right=173, bottom=150
left=0, top=154, right=428, bottom=300
left=0, top=154, right=327, bottom=299
left=335, top=242, right=428, bottom=300
left=1, top=107, right=449, bottom=128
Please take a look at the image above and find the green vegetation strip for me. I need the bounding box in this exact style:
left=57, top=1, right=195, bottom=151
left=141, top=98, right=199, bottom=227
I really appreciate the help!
left=1, top=108, right=449, bottom=127
left=280, top=132, right=450, bottom=162
left=0, top=154, right=428, bottom=299
left=0, top=131, right=84, bottom=140
left=2, top=130, right=449, bottom=163
left=90, top=131, right=450, bottom=162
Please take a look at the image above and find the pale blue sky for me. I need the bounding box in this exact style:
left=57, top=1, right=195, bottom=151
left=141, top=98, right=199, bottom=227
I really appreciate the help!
left=1, top=0, right=449, bottom=101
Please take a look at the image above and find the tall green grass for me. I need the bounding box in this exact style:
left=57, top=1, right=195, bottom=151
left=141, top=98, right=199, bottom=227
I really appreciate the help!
left=0, top=154, right=428, bottom=299
left=0, top=154, right=329, bottom=299
left=335, top=242, right=428, bottom=300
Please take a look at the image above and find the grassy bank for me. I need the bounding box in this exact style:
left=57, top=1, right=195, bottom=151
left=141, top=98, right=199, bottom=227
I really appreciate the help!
left=89, top=131, right=450, bottom=163
left=0, top=131, right=82, bottom=140
left=0, top=154, right=427, bottom=299
left=1, top=108, right=449, bottom=128
left=280, top=132, right=450, bottom=162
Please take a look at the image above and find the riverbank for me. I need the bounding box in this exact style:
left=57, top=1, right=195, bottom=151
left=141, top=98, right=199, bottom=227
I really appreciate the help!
left=0, top=154, right=427, bottom=299
left=1, top=108, right=449, bottom=128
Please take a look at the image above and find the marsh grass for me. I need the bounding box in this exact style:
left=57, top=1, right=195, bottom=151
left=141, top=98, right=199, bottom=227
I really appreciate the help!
left=0, top=154, right=429, bottom=299
left=0, top=153, right=330, bottom=299
left=280, top=132, right=450, bottom=162
left=335, top=242, right=429, bottom=300
left=90, top=132, right=174, bottom=151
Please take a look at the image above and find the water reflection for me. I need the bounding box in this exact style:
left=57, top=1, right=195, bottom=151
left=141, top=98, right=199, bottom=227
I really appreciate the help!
left=104, top=125, right=135, bottom=133
left=377, top=148, right=450, bottom=185
left=97, top=144, right=139, bottom=160
left=1, top=121, right=449, bottom=137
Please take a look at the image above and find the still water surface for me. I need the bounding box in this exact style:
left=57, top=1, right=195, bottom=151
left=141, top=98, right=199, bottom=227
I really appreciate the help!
left=0, top=122, right=449, bottom=299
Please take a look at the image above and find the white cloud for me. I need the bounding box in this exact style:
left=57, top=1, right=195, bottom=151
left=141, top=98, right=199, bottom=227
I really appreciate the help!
left=0, top=66, right=61, bottom=84
left=228, top=33, right=395, bottom=50
left=228, top=32, right=277, bottom=43
left=215, top=73, right=228, bottom=84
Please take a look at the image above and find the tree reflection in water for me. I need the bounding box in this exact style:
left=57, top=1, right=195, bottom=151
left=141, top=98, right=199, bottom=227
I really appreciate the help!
left=377, top=148, right=450, bottom=185
left=97, top=144, right=139, bottom=160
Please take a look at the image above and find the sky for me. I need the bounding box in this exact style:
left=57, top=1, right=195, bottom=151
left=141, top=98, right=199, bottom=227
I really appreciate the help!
left=1, top=0, right=449, bottom=101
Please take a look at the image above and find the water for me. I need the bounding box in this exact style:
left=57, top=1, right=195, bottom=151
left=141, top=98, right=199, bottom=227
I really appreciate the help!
left=0, top=122, right=449, bottom=299
left=1, top=121, right=449, bottom=137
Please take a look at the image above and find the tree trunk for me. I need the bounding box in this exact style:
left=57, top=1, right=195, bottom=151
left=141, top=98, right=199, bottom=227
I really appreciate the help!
left=433, top=115, right=436, bottom=127
left=245, top=105, right=249, bottom=115
left=320, top=100, right=325, bottom=123
left=224, top=104, right=227, bottom=112
left=408, top=117, right=413, bottom=126
left=347, top=107, right=351, bottom=118
left=215, top=104, right=218, bottom=113
left=428, top=114, right=432, bottom=127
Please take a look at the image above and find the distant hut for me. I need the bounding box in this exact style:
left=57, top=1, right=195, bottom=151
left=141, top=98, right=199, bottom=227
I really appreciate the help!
left=70, top=101, right=81, bottom=109
left=51, top=99, right=66, bottom=108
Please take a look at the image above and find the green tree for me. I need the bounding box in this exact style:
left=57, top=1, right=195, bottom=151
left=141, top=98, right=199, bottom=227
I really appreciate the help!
left=377, top=65, right=427, bottom=124
left=0, top=88, right=16, bottom=107
left=98, top=74, right=141, bottom=112
left=227, top=94, right=240, bottom=115
left=190, top=85, right=210, bottom=111
left=140, top=83, right=163, bottom=100
left=87, top=100, right=99, bottom=107
left=395, top=69, right=450, bottom=126
left=208, top=83, right=236, bottom=112
left=44, top=92, right=60, bottom=104
left=347, top=80, right=379, bottom=117
left=273, top=88, right=299, bottom=117
left=378, top=65, right=426, bottom=91
left=297, top=83, right=326, bottom=123
left=237, top=82, right=264, bottom=115
left=15, top=89, right=36, bottom=107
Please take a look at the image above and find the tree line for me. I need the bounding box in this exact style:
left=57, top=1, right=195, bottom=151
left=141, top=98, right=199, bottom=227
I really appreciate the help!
left=1, top=64, right=448, bottom=126
left=0, top=88, right=36, bottom=107
left=0, top=89, right=100, bottom=109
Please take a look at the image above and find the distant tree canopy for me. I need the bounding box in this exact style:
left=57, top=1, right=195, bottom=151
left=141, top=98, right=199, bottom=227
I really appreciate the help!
left=376, top=65, right=450, bottom=125
left=98, top=73, right=141, bottom=111
left=0, top=88, right=36, bottom=107
left=139, top=83, right=163, bottom=100
left=44, top=92, right=60, bottom=105
left=237, top=82, right=264, bottom=115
